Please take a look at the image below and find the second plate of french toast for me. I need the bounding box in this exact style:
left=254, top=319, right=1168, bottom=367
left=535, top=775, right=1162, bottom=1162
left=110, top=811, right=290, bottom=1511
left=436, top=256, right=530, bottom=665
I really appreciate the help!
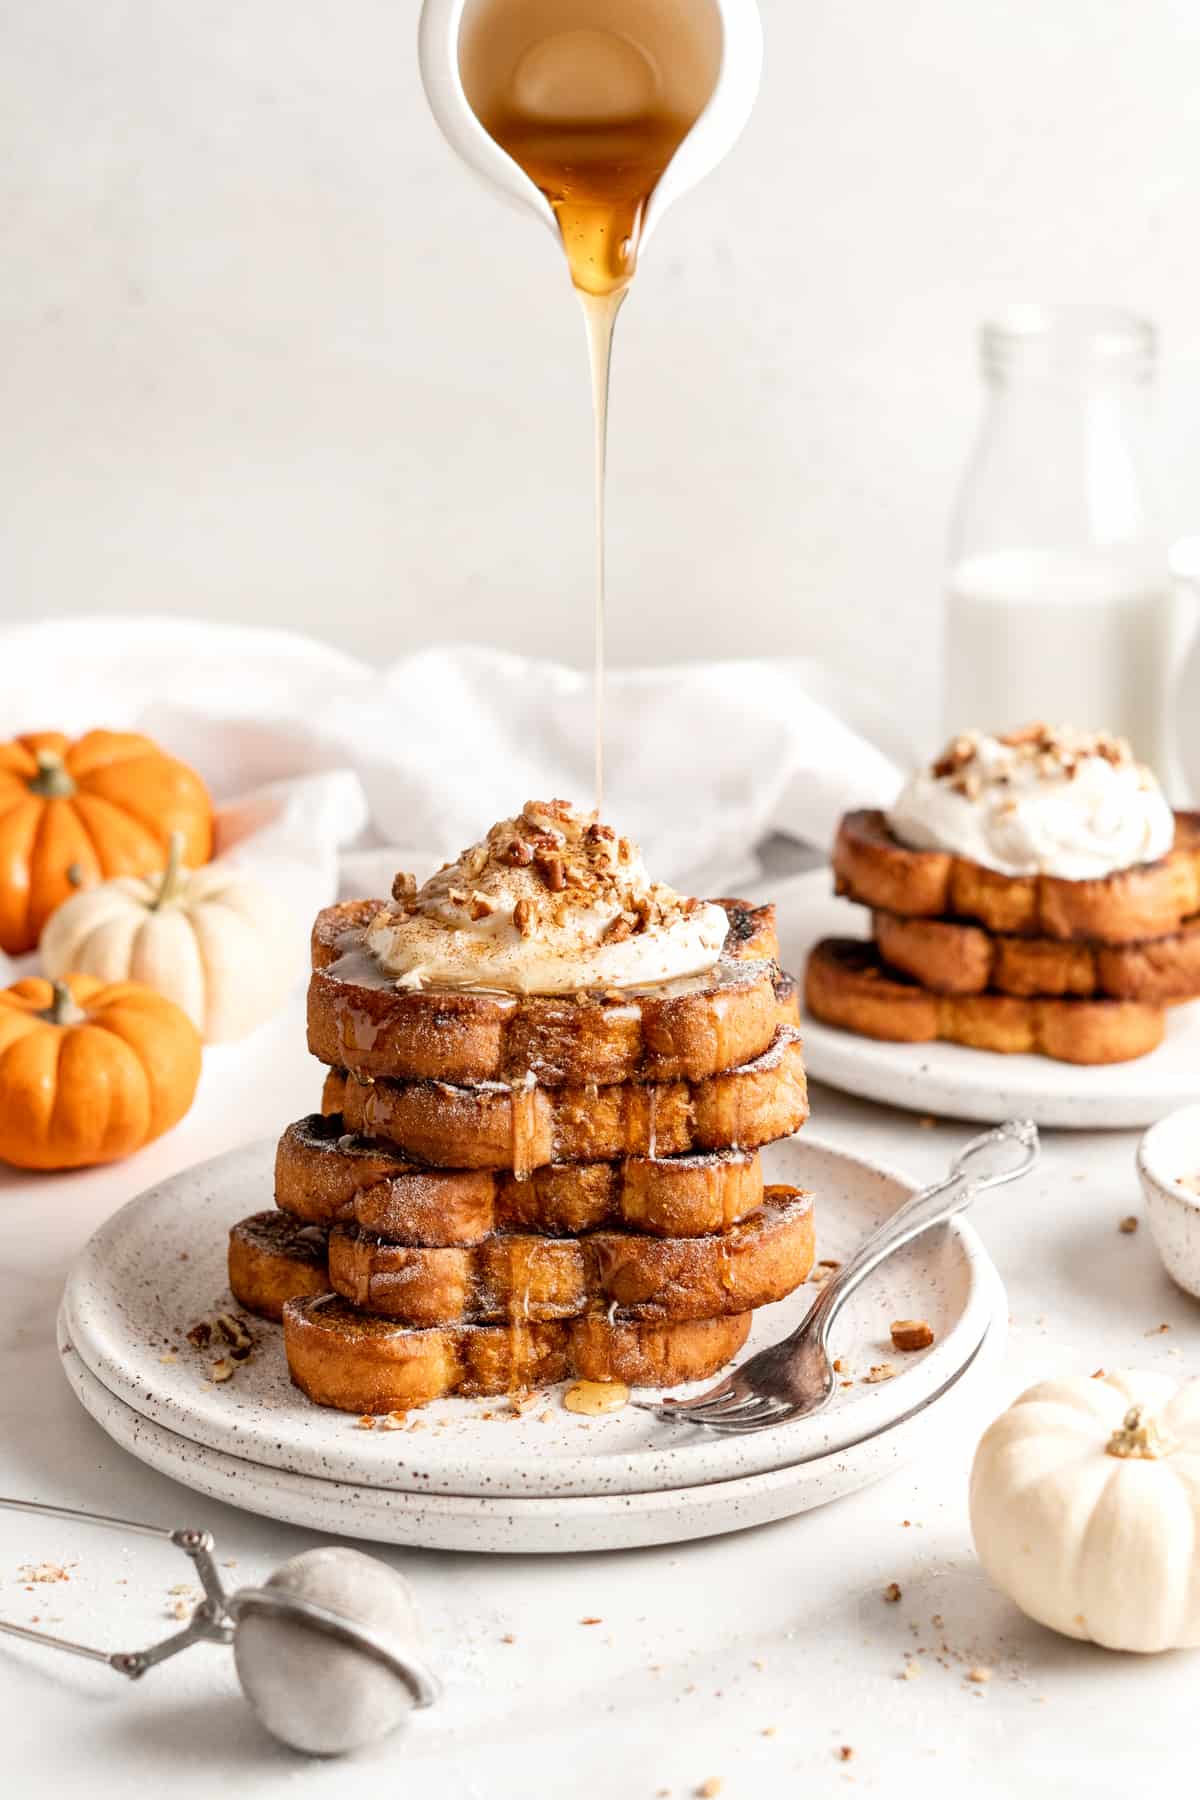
left=797, top=725, right=1200, bottom=1127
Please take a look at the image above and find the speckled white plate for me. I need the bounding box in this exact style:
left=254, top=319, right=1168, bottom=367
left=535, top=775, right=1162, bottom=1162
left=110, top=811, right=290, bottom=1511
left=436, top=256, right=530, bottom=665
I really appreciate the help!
left=59, top=1134, right=999, bottom=1500
left=60, top=1296, right=1006, bottom=1553
left=779, top=869, right=1200, bottom=1131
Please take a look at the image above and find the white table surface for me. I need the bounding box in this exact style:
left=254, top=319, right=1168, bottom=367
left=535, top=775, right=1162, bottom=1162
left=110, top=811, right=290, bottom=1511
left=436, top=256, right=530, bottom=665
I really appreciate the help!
left=1, top=983, right=1196, bottom=1800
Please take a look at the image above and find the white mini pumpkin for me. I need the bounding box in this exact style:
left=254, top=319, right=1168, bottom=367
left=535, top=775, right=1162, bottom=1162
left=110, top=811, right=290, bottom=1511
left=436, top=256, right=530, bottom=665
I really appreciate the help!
left=970, top=1369, right=1200, bottom=1653
left=40, top=833, right=305, bottom=1043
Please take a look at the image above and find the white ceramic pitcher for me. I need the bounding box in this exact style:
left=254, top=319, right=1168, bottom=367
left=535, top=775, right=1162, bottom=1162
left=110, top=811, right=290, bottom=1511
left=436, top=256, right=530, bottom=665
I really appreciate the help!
left=417, top=0, right=763, bottom=254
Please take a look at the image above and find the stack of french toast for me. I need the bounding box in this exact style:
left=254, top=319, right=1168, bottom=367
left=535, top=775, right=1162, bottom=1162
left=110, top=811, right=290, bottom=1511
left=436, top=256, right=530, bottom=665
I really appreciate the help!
left=228, top=802, right=815, bottom=1414
left=806, top=725, right=1200, bottom=1066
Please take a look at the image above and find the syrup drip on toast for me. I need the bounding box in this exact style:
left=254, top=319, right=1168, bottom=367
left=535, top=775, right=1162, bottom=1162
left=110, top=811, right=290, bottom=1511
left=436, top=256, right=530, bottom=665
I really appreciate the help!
left=510, top=1078, right=540, bottom=1181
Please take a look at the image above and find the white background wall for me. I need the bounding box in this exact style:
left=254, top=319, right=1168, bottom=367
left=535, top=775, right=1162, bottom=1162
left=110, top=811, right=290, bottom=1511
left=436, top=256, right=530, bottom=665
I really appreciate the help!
left=4, top=1, right=1200, bottom=729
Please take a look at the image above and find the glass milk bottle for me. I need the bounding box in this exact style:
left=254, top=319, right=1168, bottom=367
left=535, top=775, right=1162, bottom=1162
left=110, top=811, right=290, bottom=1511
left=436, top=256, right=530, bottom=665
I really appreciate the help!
left=945, top=307, right=1170, bottom=767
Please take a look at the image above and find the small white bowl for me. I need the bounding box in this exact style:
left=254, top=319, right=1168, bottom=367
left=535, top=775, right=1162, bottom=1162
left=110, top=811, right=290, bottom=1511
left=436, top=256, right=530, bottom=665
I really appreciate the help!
left=1138, top=1102, right=1200, bottom=1298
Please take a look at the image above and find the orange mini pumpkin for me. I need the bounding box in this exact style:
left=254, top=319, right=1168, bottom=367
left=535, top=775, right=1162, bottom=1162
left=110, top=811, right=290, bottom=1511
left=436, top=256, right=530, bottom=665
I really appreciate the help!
left=0, top=974, right=202, bottom=1170
left=0, top=730, right=213, bottom=954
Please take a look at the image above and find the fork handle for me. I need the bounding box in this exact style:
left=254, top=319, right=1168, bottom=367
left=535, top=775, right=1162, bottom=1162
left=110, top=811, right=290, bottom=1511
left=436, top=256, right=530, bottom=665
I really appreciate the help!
left=799, top=1121, right=1037, bottom=1347
left=805, top=1171, right=970, bottom=1343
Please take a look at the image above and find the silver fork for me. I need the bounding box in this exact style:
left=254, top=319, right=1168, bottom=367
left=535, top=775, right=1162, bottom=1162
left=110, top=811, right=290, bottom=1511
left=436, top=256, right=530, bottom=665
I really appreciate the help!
left=639, top=1118, right=1039, bottom=1435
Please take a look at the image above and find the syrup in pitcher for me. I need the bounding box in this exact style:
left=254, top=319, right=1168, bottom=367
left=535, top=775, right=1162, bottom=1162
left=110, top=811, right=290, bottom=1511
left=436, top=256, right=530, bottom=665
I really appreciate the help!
left=458, top=0, right=722, bottom=806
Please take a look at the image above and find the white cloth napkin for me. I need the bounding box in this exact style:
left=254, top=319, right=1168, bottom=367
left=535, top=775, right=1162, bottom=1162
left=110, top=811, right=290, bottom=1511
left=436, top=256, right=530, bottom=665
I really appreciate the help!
left=0, top=617, right=909, bottom=945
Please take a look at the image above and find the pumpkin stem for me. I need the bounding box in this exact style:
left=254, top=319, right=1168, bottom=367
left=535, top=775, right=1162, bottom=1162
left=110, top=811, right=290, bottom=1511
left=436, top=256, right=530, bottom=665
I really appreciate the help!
left=42, top=980, right=86, bottom=1028
left=1106, top=1403, right=1173, bottom=1460
left=152, top=831, right=187, bottom=910
left=28, top=749, right=77, bottom=799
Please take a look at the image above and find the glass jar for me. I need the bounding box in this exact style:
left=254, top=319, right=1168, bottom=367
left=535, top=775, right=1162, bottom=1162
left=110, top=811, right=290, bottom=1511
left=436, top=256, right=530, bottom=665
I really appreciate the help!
left=945, top=306, right=1170, bottom=767
left=1168, top=537, right=1200, bottom=802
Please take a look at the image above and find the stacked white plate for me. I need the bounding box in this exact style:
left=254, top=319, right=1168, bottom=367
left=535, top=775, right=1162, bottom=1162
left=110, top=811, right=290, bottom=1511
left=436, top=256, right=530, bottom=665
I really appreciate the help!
left=59, top=1136, right=1007, bottom=1553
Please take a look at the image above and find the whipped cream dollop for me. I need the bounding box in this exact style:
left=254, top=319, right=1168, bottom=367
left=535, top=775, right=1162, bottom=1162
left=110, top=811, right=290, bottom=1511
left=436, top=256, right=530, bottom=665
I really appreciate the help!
left=365, top=800, right=730, bottom=994
left=887, top=726, right=1175, bottom=879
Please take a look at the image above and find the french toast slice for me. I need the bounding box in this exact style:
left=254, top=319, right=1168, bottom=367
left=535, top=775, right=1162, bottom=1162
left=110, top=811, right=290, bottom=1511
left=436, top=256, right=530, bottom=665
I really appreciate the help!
left=874, top=909, right=1200, bottom=1003
left=278, top=1113, right=768, bottom=1241
left=325, top=1025, right=809, bottom=1173
left=327, top=1186, right=814, bottom=1326
left=231, top=1188, right=813, bottom=1326
left=308, top=898, right=786, bottom=1087
left=283, top=1293, right=752, bottom=1411
left=834, top=810, right=1200, bottom=943
left=805, top=938, right=1165, bottom=1065
left=227, top=1212, right=330, bottom=1322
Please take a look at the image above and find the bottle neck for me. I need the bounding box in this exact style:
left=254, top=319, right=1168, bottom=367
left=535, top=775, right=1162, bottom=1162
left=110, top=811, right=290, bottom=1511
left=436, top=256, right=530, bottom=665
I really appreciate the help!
left=981, top=305, right=1156, bottom=387
left=957, top=355, right=1158, bottom=563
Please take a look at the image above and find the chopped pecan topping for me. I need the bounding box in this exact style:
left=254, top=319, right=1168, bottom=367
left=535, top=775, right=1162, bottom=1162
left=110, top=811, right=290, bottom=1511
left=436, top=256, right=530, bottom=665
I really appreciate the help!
left=521, top=801, right=569, bottom=838
left=602, top=915, right=634, bottom=944
left=932, top=722, right=1136, bottom=787
left=932, top=733, right=977, bottom=779
left=512, top=898, right=535, bottom=937
left=998, top=721, right=1048, bottom=747
left=536, top=854, right=566, bottom=892
left=391, top=871, right=417, bottom=904
left=504, top=839, right=534, bottom=867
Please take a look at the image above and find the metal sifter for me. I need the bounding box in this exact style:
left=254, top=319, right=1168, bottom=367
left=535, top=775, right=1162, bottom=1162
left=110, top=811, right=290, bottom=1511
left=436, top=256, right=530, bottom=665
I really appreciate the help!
left=0, top=1496, right=439, bottom=1757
